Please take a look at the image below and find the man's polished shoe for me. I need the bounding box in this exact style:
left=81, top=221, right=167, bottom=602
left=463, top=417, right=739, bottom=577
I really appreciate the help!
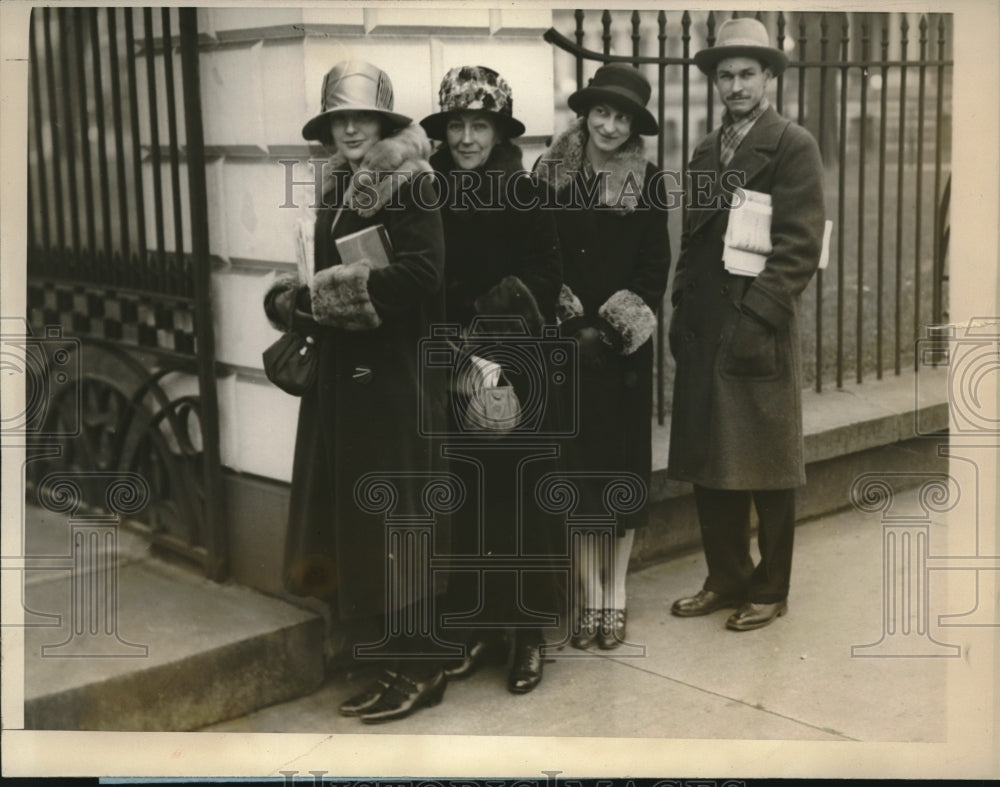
left=338, top=670, right=392, bottom=716
left=507, top=642, right=543, bottom=694
left=671, top=589, right=742, bottom=617
left=358, top=669, right=446, bottom=724
left=726, top=600, right=788, bottom=631
left=443, top=639, right=489, bottom=680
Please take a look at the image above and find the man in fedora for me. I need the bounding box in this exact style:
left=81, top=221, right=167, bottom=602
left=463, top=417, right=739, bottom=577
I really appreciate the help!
left=667, top=18, right=826, bottom=631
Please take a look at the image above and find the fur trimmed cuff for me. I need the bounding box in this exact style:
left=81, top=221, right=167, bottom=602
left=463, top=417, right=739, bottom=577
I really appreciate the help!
left=598, top=289, right=657, bottom=355
left=311, top=264, right=382, bottom=331
left=556, top=284, right=585, bottom=324
left=264, top=273, right=303, bottom=331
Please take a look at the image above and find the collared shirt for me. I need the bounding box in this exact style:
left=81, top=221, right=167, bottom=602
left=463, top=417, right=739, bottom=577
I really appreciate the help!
left=719, top=97, right=770, bottom=167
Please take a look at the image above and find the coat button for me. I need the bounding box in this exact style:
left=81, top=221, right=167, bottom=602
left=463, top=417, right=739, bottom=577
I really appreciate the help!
left=721, top=285, right=729, bottom=295
left=685, top=331, right=695, bottom=342
left=687, top=281, right=696, bottom=291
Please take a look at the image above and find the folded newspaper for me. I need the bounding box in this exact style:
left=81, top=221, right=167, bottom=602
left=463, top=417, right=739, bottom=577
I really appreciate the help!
left=294, top=216, right=316, bottom=287
left=723, top=188, right=832, bottom=276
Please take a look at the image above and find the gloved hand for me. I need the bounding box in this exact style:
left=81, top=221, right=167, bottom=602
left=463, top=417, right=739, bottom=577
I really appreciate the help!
left=575, top=325, right=611, bottom=373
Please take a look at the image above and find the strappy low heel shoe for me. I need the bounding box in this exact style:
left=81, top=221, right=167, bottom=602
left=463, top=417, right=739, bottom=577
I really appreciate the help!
left=570, top=608, right=600, bottom=650
left=597, top=608, right=627, bottom=650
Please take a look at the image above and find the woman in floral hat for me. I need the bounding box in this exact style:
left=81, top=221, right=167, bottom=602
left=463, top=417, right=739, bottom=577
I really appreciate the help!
left=421, top=65, right=563, bottom=695
left=264, top=60, right=450, bottom=724
left=536, top=63, right=670, bottom=652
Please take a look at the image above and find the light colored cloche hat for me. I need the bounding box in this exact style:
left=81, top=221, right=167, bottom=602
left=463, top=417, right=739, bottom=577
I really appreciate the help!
left=302, top=60, right=412, bottom=142
left=420, top=65, right=526, bottom=141
left=693, top=17, right=789, bottom=76
left=567, top=63, right=658, bottom=136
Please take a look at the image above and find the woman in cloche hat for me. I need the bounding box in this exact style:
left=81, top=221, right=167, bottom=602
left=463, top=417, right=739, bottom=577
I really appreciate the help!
left=536, top=63, right=671, bottom=653
left=264, top=60, right=451, bottom=724
left=420, top=65, right=563, bottom=696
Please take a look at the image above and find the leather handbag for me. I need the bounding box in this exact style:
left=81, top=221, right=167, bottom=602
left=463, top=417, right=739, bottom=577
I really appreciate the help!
left=262, top=330, right=317, bottom=396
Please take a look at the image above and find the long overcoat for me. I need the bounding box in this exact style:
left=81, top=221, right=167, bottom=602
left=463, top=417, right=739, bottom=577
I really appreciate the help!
left=265, top=124, right=449, bottom=622
left=537, top=120, right=671, bottom=533
left=429, top=142, right=565, bottom=620
left=667, top=105, right=825, bottom=490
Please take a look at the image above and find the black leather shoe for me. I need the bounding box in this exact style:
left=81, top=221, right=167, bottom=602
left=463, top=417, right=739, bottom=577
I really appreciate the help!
left=507, top=643, right=543, bottom=694
left=338, top=671, right=392, bottom=717
left=671, top=589, right=742, bottom=617
left=726, top=600, right=788, bottom=631
left=597, top=608, right=627, bottom=650
left=358, top=669, right=446, bottom=724
left=570, top=608, right=600, bottom=649
left=443, top=639, right=490, bottom=680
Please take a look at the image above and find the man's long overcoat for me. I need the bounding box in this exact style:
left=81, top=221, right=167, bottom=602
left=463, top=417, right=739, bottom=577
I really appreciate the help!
left=667, top=105, right=825, bottom=490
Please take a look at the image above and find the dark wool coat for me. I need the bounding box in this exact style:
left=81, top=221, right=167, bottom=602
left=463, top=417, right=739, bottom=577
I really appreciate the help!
left=264, top=123, right=449, bottom=622
left=536, top=119, right=671, bottom=534
left=429, top=143, right=565, bottom=620
left=667, top=105, right=826, bottom=490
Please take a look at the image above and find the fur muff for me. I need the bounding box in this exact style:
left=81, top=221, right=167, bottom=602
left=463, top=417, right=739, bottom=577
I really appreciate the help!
left=599, top=289, right=656, bottom=355
left=473, top=275, right=544, bottom=335
left=555, top=284, right=585, bottom=324
left=535, top=117, right=648, bottom=214
left=264, top=273, right=302, bottom=331
left=322, top=122, right=434, bottom=217
left=311, top=263, right=382, bottom=331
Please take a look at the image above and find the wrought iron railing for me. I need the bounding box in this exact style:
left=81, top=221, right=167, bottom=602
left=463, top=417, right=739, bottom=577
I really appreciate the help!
left=26, top=7, right=227, bottom=579
left=547, top=10, right=952, bottom=421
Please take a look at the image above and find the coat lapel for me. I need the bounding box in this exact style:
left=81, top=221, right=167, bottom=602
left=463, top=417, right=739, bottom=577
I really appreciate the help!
left=686, top=105, right=790, bottom=237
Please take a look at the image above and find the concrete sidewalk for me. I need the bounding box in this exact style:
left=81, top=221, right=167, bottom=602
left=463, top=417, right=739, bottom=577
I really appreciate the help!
left=205, top=485, right=952, bottom=741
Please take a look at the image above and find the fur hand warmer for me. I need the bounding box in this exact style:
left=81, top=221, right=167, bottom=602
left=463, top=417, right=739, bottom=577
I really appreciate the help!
left=310, top=264, right=382, bottom=331
left=598, top=289, right=657, bottom=355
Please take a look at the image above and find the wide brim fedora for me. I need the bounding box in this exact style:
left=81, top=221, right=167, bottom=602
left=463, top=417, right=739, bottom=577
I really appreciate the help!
left=693, top=18, right=789, bottom=76
left=420, top=110, right=525, bottom=142
left=567, top=64, right=658, bottom=136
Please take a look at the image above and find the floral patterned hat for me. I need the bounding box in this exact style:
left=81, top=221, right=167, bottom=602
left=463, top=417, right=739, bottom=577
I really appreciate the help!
left=420, top=65, right=526, bottom=141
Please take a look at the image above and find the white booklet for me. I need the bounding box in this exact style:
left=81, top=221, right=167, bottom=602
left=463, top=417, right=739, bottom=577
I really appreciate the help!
left=294, top=216, right=315, bottom=287
left=723, top=187, right=832, bottom=276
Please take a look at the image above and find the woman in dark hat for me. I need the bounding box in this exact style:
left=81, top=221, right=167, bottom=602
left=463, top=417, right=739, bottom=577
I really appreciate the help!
left=420, top=65, right=563, bottom=695
left=264, top=60, right=451, bottom=724
left=536, top=63, right=670, bottom=651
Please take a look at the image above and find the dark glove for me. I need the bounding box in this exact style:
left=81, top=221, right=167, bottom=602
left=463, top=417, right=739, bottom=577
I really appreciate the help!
left=264, top=285, right=299, bottom=330
left=724, top=310, right=778, bottom=378
left=575, top=325, right=611, bottom=372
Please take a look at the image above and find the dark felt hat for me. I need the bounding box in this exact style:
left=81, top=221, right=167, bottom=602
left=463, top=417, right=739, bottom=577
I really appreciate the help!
left=567, top=63, right=658, bottom=136
left=693, top=18, right=788, bottom=76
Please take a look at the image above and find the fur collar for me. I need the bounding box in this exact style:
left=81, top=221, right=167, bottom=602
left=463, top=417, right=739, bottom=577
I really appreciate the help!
left=536, top=117, right=648, bottom=214
left=321, top=122, right=434, bottom=217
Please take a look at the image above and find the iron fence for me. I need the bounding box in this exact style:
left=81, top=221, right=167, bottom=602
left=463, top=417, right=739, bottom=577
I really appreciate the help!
left=26, top=7, right=227, bottom=580
left=547, top=10, right=952, bottom=422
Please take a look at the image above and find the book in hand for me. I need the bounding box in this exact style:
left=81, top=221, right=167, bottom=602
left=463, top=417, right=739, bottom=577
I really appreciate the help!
left=723, top=187, right=832, bottom=276
left=335, top=224, right=395, bottom=269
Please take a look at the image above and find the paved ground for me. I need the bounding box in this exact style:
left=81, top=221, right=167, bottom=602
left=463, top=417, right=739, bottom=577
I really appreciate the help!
left=206, top=486, right=961, bottom=742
